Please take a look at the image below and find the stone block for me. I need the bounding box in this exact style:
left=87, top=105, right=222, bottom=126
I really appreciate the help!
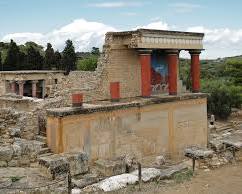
left=0, top=161, right=7, bottom=167
left=38, top=154, right=70, bottom=180
left=8, top=160, right=18, bottom=167
left=62, top=152, right=89, bottom=176
left=95, top=159, right=126, bottom=177
left=9, top=127, right=21, bottom=137
left=0, top=146, right=13, bottom=162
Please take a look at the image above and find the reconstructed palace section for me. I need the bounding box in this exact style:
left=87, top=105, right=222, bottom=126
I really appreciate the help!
left=47, top=95, right=208, bottom=162
left=102, top=29, right=204, bottom=99
left=0, top=71, right=64, bottom=98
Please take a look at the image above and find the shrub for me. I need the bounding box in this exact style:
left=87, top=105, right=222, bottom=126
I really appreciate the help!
left=201, top=79, right=242, bottom=119
left=77, top=55, right=98, bottom=71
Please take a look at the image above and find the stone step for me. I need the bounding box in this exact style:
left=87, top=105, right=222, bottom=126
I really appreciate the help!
left=38, top=152, right=53, bottom=158
left=38, top=152, right=89, bottom=180
left=36, top=135, right=47, bottom=143
left=38, top=147, right=51, bottom=155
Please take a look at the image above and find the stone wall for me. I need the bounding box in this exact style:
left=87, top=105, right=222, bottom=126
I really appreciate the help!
left=47, top=97, right=208, bottom=163
left=0, top=108, right=38, bottom=140
left=53, top=38, right=142, bottom=104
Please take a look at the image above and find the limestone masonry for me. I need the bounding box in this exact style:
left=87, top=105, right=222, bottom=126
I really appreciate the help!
left=0, top=29, right=207, bottom=173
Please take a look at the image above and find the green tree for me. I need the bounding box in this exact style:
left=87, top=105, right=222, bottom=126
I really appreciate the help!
left=0, top=51, right=2, bottom=71
left=54, top=51, right=62, bottom=70
left=44, top=43, right=55, bottom=70
left=91, top=47, right=100, bottom=56
left=77, top=55, right=98, bottom=71
left=26, top=46, right=44, bottom=70
left=225, top=59, right=242, bottom=85
left=62, top=40, right=76, bottom=74
left=4, top=39, right=23, bottom=70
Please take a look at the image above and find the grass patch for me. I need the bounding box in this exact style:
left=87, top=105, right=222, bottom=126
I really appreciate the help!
left=10, top=176, right=23, bottom=183
left=172, top=169, right=193, bottom=184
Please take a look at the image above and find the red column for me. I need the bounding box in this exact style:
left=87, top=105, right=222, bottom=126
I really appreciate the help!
left=138, top=50, right=152, bottom=97
left=18, top=81, right=25, bottom=96
left=10, top=81, right=16, bottom=94
left=166, top=50, right=179, bottom=95
left=110, top=82, right=120, bottom=101
left=190, top=50, right=201, bottom=93
left=72, top=93, right=83, bottom=107
left=32, top=80, right=38, bottom=98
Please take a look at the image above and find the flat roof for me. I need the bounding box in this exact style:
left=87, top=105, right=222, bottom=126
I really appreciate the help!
left=106, top=29, right=204, bottom=37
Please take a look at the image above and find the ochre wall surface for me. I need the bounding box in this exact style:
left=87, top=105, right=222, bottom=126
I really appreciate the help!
left=47, top=98, right=207, bottom=162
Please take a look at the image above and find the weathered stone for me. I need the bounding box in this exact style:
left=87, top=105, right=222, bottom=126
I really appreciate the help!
left=8, top=159, right=18, bottom=167
left=0, top=161, right=7, bottom=167
left=155, top=155, right=166, bottom=166
left=9, top=127, right=21, bottom=137
left=62, top=152, right=89, bottom=176
left=0, top=146, right=13, bottom=161
left=38, top=154, right=70, bottom=180
left=184, top=146, right=214, bottom=159
left=209, top=139, right=224, bottom=152
left=95, top=159, right=126, bottom=177
left=12, top=144, right=22, bottom=157
left=131, top=168, right=161, bottom=182
left=72, top=173, right=100, bottom=189
left=159, top=163, right=188, bottom=179
left=93, top=174, right=138, bottom=192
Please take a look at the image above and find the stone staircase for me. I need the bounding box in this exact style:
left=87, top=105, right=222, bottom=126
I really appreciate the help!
left=35, top=135, right=54, bottom=158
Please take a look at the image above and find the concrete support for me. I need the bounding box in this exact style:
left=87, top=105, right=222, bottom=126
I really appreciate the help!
left=110, top=82, right=120, bottom=101
left=138, top=50, right=152, bottom=97
left=166, top=50, right=179, bottom=95
left=17, top=81, right=25, bottom=96
left=32, top=80, right=38, bottom=98
left=189, top=50, right=201, bottom=93
left=10, top=81, right=16, bottom=94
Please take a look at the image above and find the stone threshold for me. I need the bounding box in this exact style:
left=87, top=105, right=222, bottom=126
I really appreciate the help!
left=47, top=93, right=207, bottom=117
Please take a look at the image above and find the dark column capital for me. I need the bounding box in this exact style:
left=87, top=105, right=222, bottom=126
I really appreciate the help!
left=137, top=49, right=153, bottom=55
left=189, top=49, right=202, bottom=55
left=165, top=49, right=180, bottom=55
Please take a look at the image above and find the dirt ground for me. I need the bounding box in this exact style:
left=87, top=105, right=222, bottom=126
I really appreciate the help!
left=117, top=162, right=242, bottom=194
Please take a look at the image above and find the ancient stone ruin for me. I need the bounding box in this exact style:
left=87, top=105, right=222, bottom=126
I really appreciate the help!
left=0, top=29, right=241, bottom=193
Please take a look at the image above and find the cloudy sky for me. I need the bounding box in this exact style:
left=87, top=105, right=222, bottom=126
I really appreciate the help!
left=1, top=0, right=242, bottom=59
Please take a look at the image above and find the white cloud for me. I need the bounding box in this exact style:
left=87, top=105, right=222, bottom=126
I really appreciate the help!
left=187, top=26, right=242, bottom=59
left=1, top=19, right=242, bottom=59
left=88, top=2, right=143, bottom=8
left=169, top=3, right=201, bottom=13
left=134, top=21, right=170, bottom=30
left=1, top=19, right=116, bottom=52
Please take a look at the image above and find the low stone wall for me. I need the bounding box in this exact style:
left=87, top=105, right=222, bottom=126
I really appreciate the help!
left=0, top=108, right=39, bottom=140
left=0, top=138, right=45, bottom=167
left=46, top=94, right=208, bottom=163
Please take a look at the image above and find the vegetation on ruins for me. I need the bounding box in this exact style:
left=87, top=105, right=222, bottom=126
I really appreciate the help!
left=77, top=47, right=100, bottom=71
left=44, top=43, right=56, bottom=70
left=180, top=57, right=242, bottom=119
left=62, top=40, right=77, bottom=74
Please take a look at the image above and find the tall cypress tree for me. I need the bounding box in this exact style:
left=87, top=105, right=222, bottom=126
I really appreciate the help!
left=54, top=50, right=62, bottom=70
left=26, top=46, right=43, bottom=70
left=4, top=40, right=21, bottom=70
left=0, top=51, right=2, bottom=71
left=62, top=40, right=76, bottom=74
left=44, top=43, right=55, bottom=70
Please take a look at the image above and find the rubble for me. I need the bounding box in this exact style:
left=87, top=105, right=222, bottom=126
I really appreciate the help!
left=95, top=158, right=126, bottom=177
